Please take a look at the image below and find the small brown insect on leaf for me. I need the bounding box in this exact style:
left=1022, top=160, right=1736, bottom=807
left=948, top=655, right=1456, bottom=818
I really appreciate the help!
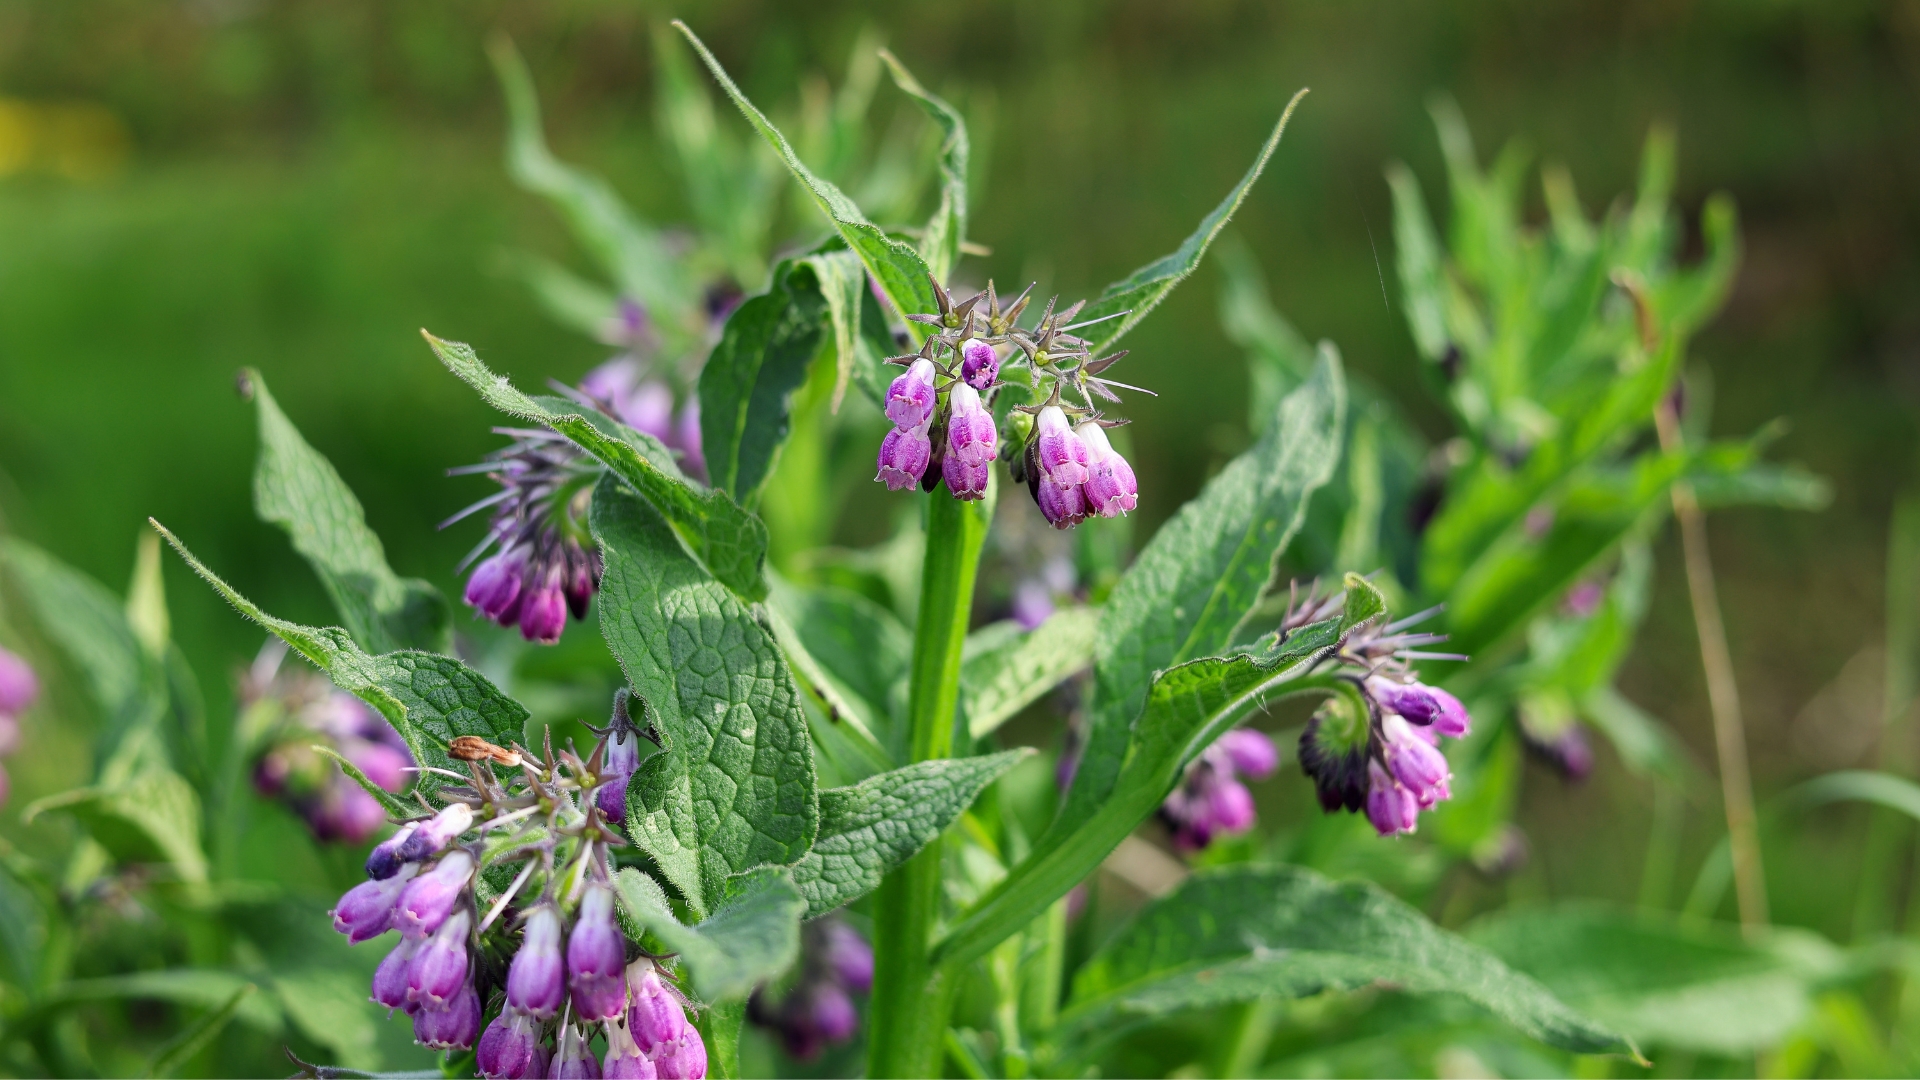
left=449, top=735, right=523, bottom=767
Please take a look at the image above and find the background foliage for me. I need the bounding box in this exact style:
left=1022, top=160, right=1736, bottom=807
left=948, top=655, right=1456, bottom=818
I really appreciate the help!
left=0, top=0, right=1916, bottom=1076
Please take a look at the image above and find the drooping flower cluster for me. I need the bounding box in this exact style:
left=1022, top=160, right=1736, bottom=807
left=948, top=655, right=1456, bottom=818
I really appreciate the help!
left=875, top=278, right=1143, bottom=528
left=579, top=356, right=706, bottom=483
left=0, top=644, right=38, bottom=806
left=746, top=919, right=873, bottom=1059
left=326, top=695, right=707, bottom=1077
left=1283, top=584, right=1475, bottom=837
left=1159, top=727, right=1279, bottom=852
left=242, top=642, right=413, bottom=843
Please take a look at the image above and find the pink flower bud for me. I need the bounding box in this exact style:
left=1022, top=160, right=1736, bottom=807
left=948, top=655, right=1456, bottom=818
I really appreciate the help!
left=398, top=803, right=473, bottom=862
left=407, top=909, right=473, bottom=1011
left=332, top=865, right=418, bottom=944
left=394, top=850, right=474, bottom=939
left=1365, top=762, right=1419, bottom=837
left=1216, top=728, right=1278, bottom=780
left=519, top=582, right=569, bottom=644
left=945, top=384, right=997, bottom=467
left=942, top=456, right=991, bottom=501
left=627, top=963, right=688, bottom=1053
left=652, top=1031, right=708, bottom=1079
left=568, top=884, right=629, bottom=1022
left=959, top=339, right=999, bottom=391
left=477, top=1008, right=549, bottom=1080
left=552, top=1023, right=604, bottom=1079
left=412, top=981, right=481, bottom=1050
left=875, top=426, right=932, bottom=491
left=465, top=550, right=527, bottom=622
left=1383, top=716, right=1451, bottom=802
left=1034, top=480, right=1087, bottom=530
left=0, top=646, right=38, bottom=717
left=1033, top=407, right=1090, bottom=487
left=371, top=938, right=418, bottom=1011
left=1076, top=422, right=1138, bottom=517
left=506, top=904, right=566, bottom=1019
left=884, top=358, right=938, bottom=429
left=601, top=1019, right=657, bottom=1079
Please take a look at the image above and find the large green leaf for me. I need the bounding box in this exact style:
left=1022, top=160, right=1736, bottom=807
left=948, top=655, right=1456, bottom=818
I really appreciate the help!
left=153, top=522, right=529, bottom=798
left=791, top=751, right=1027, bottom=918
left=592, top=482, right=816, bottom=916
left=962, top=608, right=1099, bottom=739
left=246, top=369, right=450, bottom=654
left=1073, top=89, right=1309, bottom=356
left=612, top=867, right=805, bottom=1003
left=799, top=248, right=873, bottom=412
left=879, top=50, right=968, bottom=286
left=425, top=331, right=770, bottom=603
left=489, top=37, right=692, bottom=327
left=1059, top=350, right=1344, bottom=841
left=936, top=602, right=1356, bottom=970
left=47, top=968, right=283, bottom=1034
left=27, top=725, right=208, bottom=885
left=698, top=259, right=829, bottom=500
left=1471, top=906, right=1845, bottom=1055
left=0, top=538, right=149, bottom=728
left=1063, top=866, right=1635, bottom=1057
left=673, top=22, right=938, bottom=330
left=1386, top=162, right=1451, bottom=363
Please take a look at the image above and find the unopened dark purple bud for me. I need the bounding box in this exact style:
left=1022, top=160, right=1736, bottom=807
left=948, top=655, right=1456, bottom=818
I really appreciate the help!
left=565, top=556, right=598, bottom=621
left=875, top=426, right=932, bottom=490
left=1371, top=679, right=1441, bottom=727
left=466, top=551, right=527, bottom=622
left=332, top=865, right=416, bottom=944
left=945, top=384, right=997, bottom=467
left=412, top=981, right=481, bottom=1050
left=395, top=850, right=474, bottom=939
left=959, top=339, right=999, bottom=391
left=371, top=938, right=419, bottom=1011
left=1365, top=762, right=1419, bottom=837
left=507, top=904, right=567, bottom=1019
left=1216, top=728, right=1278, bottom=780
left=627, top=963, right=688, bottom=1053
left=0, top=646, right=38, bottom=716
left=1034, top=479, right=1087, bottom=530
left=823, top=922, right=873, bottom=993
left=398, top=803, right=474, bottom=862
left=1076, top=423, right=1137, bottom=517
left=1034, top=407, right=1090, bottom=487
left=407, top=909, right=473, bottom=1011
left=477, top=1008, right=548, bottom=1080
left=884, top=358, right=938, bottom=429
left=366, top=823, right=419, bottom=881
left=567, top=884, right=629, bottom=1022
left=601, top=1021, right=656, bottom=1079
left=653, top=1032, right=708, bottom=1080
left=552, top=1022, right=604, bottom=1079
left=520, top=583, right=568, bottom=644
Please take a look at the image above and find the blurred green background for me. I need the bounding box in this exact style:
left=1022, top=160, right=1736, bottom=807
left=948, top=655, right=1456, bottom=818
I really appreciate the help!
left=0, top=0, right=1915, bottom=963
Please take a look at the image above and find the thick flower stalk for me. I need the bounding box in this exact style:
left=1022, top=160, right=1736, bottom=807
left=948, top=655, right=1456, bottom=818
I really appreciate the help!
left=243, top=643, right=413, bottom=843
left=1280, top=583, right=1475, bottom=837
left=874, top=277, right=1145, bottom=528
left=0, top=644, right=38, bottom=807
left=324, top=694, right=708, bottom=1077
left=747, top=918, right=874, bottom=1059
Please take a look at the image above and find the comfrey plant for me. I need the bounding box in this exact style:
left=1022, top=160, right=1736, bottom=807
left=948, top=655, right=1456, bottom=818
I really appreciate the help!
left=137, top=27, right=1658, bottom=1077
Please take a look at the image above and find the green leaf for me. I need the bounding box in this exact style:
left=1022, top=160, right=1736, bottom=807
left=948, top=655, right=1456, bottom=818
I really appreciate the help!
left=1688, top=459, right=1832, bottom=512
left=247, top=369, right=451, bottom=654
left=488, top=37, right=692, bottom=324
left=936, top=618, right=1347, bottom=970
left=791, top=751, right=1028, bottom=918
left=1337, top=572, right=1387, bottom=632
left=27, top=725, right=209, bottom=884
left=879, top=50, right=968, bottom=285
left=799, top=249, right=871, bottom=412
left=152, top=521, right=529, bottom=798
left=766, top=577, right=903, bottom=776
left=1470, top=905, right=1845, bottom=1055
left=1386, top=161, right=1451, bottom=363
left=144, top=983, right=255, bottom=1078
left=962, top=608, right=1098, bottom=739
left=49, top=968, right=283, bottom=1035
left=268, top=966, right=384, bottom=1073
left=591, top=482, right=816, bottom=915
left=1060, top=350, right=1344, bottom=842
left=1073, top=89, right=1310, bottom=356
left=126, top=530, right=171, bottom=657
left=672, top=21, right=938, bottom=330
left=0, top=537, right=149, bottom=725
left=1581, top=685, right=1693, bottom=787
left=612, top=867, right=805, bottom=1003
left=692, top=998, right=747, bottom=1080
left=425, top=331, right=770, bottom=603
left=1064, top=865, right=1636, bottom=1058
left=314, top=745, right=415, bottom=820
left=503, top=250, right=619, bottom=341
left=698, top=259, right=829, bottom=500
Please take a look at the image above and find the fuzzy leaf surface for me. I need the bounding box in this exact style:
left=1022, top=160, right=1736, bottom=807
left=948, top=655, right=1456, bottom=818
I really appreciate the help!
left=1061, top=350, right=1344, bottom=839
left=613, top=867, right=804, bottom=1004
left=791, top=751, right=1027, bottom=918
left=699, top=259, right=828, bottom=500
left=799, top=248, right=872, bottom=412
left=1074, top=90, right=1308, bottom=355
left=1065, top=865, right=1635, bottom=1057
left=963, top=608, right=1099, bottom=739
left=593, top=482, right=816, bottom=916
left=674, top=22, right=938, bottom=332
left=426, top=331, right=770, bottom=602
left=247, top=370, right=450, bottom=654
left=153, top=522, right=528, bottom=797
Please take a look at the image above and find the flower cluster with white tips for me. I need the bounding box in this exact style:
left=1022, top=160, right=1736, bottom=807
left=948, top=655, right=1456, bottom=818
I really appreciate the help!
left=325, top=690, right=705, bottom=1077
left=875, top=277, right=1144, bottom=528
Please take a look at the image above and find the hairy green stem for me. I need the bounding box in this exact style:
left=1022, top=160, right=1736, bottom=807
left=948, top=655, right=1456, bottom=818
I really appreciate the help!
left=868, top=482, right=992, bottom=1078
